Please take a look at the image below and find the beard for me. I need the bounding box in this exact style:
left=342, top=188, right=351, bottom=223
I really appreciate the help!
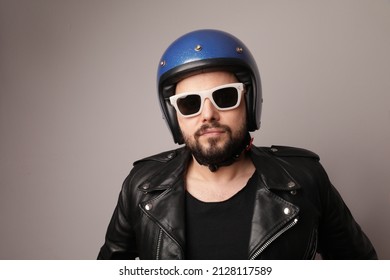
left=182, top=120, right=248, bottom=166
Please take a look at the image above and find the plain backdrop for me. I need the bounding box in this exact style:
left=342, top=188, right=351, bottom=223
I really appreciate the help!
left=0, top=0, right=389, bottom=259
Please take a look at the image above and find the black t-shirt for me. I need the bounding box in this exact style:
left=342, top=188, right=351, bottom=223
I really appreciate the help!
left=185, top=172, right=258, bottom=260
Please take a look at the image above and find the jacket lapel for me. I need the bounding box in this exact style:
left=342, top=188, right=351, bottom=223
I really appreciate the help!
left=248, top=148, right=300, bottom=259
left=138, top=149, right=189, bottom=258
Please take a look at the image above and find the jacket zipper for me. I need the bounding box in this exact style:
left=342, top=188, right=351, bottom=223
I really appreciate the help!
left=141, top=204, right=185, bottom=259
left=156, top=229, right=163, bottom=260
left=250, top=218, right=298, bottom=260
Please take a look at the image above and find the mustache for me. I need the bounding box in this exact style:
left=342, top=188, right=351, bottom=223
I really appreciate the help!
left=194, top=122, right=232, bottom=138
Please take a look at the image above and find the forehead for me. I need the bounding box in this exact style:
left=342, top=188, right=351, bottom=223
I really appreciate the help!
left=175, top=71, right=238, bottom=94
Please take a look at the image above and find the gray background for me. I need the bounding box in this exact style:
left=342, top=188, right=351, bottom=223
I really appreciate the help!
left=0, top=0, right=389, bottom=259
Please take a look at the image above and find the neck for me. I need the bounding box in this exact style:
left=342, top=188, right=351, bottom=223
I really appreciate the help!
left=188, top=152, right=254, bottom=182
left=185, top=152, right=256, bottom=202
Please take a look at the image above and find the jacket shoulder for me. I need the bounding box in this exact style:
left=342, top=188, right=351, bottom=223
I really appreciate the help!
left=124, top=147, right=189, bottom=193
left=133, top=147, right=186, bottom=166
left=258, top=145, right=320, bottom=160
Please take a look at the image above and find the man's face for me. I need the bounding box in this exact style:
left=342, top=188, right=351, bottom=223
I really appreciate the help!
left=175, top=71, right=248, bottom=165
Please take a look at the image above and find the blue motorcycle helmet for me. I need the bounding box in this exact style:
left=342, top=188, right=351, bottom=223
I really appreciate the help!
left=157, top=29, right=262, bottom=144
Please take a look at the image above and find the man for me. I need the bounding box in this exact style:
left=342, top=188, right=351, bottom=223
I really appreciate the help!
left=98, top=29, right=377, bottom=259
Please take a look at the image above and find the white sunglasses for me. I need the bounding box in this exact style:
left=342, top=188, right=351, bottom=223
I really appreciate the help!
left=169, top=83, right=245, bottom=118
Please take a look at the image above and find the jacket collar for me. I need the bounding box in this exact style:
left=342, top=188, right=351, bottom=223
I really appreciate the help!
left=250, top=147, right=301, bottom=192
left=137, top=148, right=190, bottom=258
left=137, top=146, right=301, bottom=192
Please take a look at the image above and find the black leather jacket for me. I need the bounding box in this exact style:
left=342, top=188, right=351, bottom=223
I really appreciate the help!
left=98, top=146, right=377, bottom=259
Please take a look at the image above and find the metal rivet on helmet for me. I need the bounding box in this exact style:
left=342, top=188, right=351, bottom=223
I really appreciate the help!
left=194, top=45, right=203, bottom=51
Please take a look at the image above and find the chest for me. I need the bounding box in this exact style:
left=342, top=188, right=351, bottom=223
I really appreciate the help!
left=185, top=177, right=258, bottom=259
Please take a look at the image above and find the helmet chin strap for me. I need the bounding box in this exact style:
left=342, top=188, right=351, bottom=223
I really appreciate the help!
left=193, top=133, right=253, bottom=172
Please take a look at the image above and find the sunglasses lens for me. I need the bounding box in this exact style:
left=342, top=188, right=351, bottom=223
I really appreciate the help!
left=212, top=87, right=239, bottom=108
left=176, top=94, right=201, bottom=116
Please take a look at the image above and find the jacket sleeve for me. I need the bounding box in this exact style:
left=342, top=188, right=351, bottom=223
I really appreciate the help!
left=317, top=166, right=377, bottom=259
left=97, top=173, right=138, bottom=260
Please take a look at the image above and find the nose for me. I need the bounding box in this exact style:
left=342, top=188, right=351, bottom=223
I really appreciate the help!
left=201, top=98, right=220, bottom=122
